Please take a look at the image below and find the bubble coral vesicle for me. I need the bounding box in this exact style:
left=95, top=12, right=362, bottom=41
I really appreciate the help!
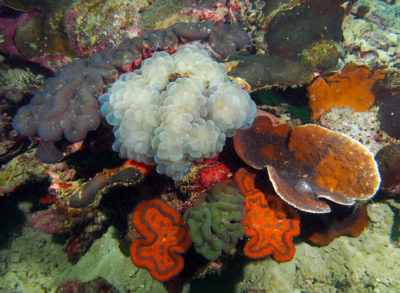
left=130, top=199, right=191, bottom=282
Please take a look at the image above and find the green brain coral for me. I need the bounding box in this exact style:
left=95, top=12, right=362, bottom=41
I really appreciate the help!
left=183, top=183, right=245, bottom=260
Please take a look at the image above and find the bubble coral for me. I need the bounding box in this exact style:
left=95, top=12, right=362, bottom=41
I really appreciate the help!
left=130, top=199, right=191, bottom=282
left=100, top=44, right=256, bottom=179
left=234, top=111, right=381, bottom=213
left=234, top=168, right=300, bottom=261
left=183, top=183, right=245, bottom=260
left=308, top=63, right=385, bottom=120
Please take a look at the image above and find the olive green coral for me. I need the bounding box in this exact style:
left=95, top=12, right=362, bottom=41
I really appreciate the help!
left=183, top=183, right=245, bottom=260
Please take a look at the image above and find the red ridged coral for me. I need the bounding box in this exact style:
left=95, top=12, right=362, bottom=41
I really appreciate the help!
left=130, top=199, right=191, bottom=282
left=234, top=168, right=300, bottom=262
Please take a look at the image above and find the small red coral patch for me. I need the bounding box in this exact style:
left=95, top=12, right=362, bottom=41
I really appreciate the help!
left=130, top=199, right=191, bottom=281
left=234, top=168, right=300, bottom=262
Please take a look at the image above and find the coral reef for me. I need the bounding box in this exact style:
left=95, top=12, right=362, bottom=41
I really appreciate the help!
left=30, top=205, right=108, bottom=261
left=56, top=276, right=117, bottom=293
left=342, top=0, right=400, bottom=68
left=12, top=22, right=250, bottom=164
left=317, top=106, right=391, bottom=155
left=264, top=0, right=345, bottom=62
left=183, top=183, right=245, bottom=260
left=100, top=44, right=255, bottom=179
left=0, top=58, right=45, bottom=105
left=377, top=93, right=400, bottom=139
left=234, top=168, right=300, bottom=262
left=3, top=0, right=400, bottom=289
left=0, top=149, right=48, bottom=195
left=234, top=111, right=381, bottom=213
left=64, top=0, right=147, bottom=56
left=0, top=112, right=29, bottom=165
left=307, top=63, right=385, bottom=120
left=130, top=199, right=191, bottom=282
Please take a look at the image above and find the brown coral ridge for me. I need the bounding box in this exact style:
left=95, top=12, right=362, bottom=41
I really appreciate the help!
left=376, top=143, right=400, bottom=195
left=303, top=205, right=369, bottom=246
left=226, top=55, right=315, bottom=92
left=234, top=112, right=381, bottom=213
left=264, top=0, right=345, bottom=62
left=13, top=21, right=249, bottom=164
left=68, top=162, right=151, bottom=208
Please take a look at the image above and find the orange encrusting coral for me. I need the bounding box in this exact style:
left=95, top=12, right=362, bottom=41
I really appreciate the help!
left=234, top=168, right=300, bottom=262
left=130, top=199, right=191, bottom=282
left=308, top=63, right=385, bottom=120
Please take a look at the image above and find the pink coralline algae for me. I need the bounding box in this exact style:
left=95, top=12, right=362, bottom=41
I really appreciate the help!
left=30, top=208, right=65, bottom=234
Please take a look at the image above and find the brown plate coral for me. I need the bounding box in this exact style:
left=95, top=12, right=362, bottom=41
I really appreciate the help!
left=234, top=111, right=381, bottom=213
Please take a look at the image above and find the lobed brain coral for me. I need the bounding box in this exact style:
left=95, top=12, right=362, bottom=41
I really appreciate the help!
left=183, top=183, right=245, bottom=260
left=100, top=44, right=256, bottom=179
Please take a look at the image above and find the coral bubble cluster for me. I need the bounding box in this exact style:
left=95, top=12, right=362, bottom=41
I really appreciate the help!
left=100, top=44, right=256, bottom=179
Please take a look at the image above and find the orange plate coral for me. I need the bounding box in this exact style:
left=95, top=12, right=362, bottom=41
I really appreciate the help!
left=130, top=199, right=191, bottom=282
left=234, top=168, right=300, bottom=262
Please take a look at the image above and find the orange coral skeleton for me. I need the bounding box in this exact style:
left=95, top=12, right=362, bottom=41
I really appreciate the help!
left=130, top=199, right=191, bottom=281
left=234, top=168, right=300, bottom=262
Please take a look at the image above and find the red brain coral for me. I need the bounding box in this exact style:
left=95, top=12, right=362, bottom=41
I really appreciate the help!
left=130, top=199, right=191, bottom=281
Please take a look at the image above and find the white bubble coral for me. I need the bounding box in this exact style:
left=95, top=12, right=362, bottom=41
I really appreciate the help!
left=99, top=44, right=256, bottom=180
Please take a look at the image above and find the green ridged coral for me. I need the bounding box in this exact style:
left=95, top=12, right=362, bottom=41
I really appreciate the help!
left=183, top=183, right=245, bottom=260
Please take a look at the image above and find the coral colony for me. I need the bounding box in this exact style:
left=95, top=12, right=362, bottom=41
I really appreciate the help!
left=3, top=0, right=400, bottom=290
